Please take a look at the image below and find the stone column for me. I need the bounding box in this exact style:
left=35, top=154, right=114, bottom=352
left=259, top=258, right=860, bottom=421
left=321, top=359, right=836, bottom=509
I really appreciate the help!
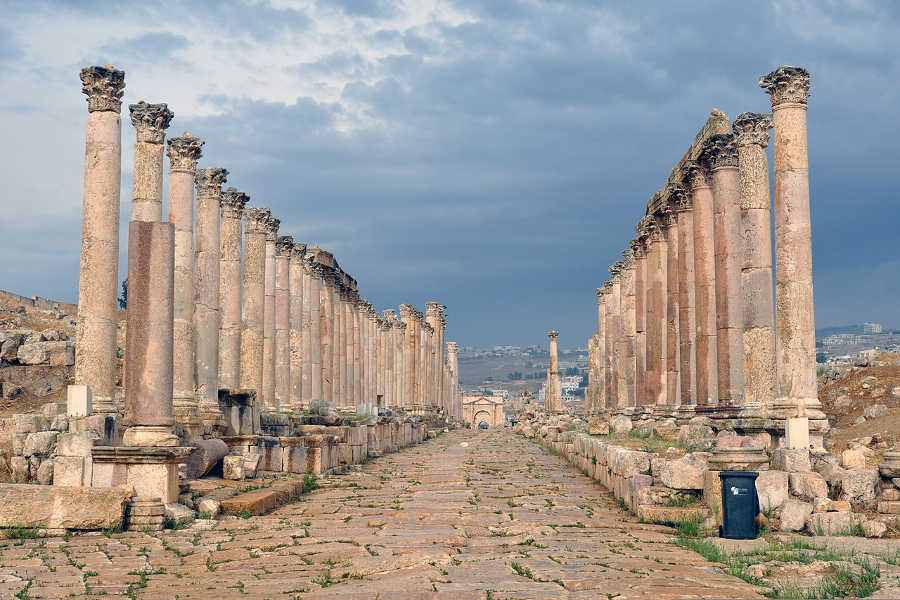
left=168, top=134, right=205, bottom=432
left=621, top=251, right=637, bottom=408
left=274, top=236, right=292, bottom=410
left=129, top=101, right=173, bottom=222
left=382, top=314, right=393, bottom=408
left=122, top=220, right=178, bottom=446
left=646, top=216, right=668, bottom=406
left=399, top=305, right=417, bottom=405
left=352, top=294, right=362, bottom=406
left=425, top=303, right=442, bottom=409
left=359, top=302, right=368, bottom=404
left=733, top=112, right=777, bottom=414
left=289, top=242, right=306, bottom=411
left=547, top=331, right=561, bottom=411
left=672, top=185, right=697, bottom=410
left=194, top=167, right=228, bottom=426
left=320, top=269, right=335, bottom=405
left=334, top=281, right=345, bottom=406
left=217, top=187, right=247, bottom=392
left=306, top=261, right=323, bottom=404
left=663, top=204, right=681, bottom=407
left=700, top=134, right=744, bottom=410
left=594, top=287, right=607, bottom=412
left=395, top=316, right=406, bottom=408
left=761, top=66, right=822, bottom=419
left=685, top=162, right=719, bottom=407
left=240, top=208, right=269, bottom=402
left=75, top=65, right=125, bottom=414
left=447, top=341, right=459, bottom=417
left=600, top=281, right=614, bottom=409
left=262, top=215, right=280, bottom=410
left=608, top=263, right=625, bottom=408
left=631, top=232, right=648, bottom=406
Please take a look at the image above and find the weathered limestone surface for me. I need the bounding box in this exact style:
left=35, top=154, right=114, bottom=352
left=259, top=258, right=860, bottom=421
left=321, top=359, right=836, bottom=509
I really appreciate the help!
left=0, top=484, right=130, bottom=530
left=289, top=242, right=306, bottom=410
left=239, top=207, right=269, bottom=402
left=75, top=65, right=125, bottom=413
left=274, top=236, right=292, bottom=410
left=128, top=101, right=173, bottom=222
left=262, top=214, right=280, bottom=410
left=168, top=133, right=204, bottom=431
left=218, top=187, right=247, bottom=391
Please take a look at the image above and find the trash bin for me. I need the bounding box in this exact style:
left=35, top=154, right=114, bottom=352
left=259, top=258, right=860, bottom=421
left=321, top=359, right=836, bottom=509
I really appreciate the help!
left=718, top=471, right=760, bottom=539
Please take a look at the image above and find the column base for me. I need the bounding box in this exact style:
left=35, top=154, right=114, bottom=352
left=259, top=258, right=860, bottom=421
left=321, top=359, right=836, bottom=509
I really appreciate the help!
left=91, top=446, right=192, bottom=505
left=769, top=396, right=826, bottom=420
left=127, top=498, right=166, bottom=531
left=122, top=425, right=179, bottom=447
left=173, top=402, right=203, bottom=442
left=91, top=394, right=120, bottom=414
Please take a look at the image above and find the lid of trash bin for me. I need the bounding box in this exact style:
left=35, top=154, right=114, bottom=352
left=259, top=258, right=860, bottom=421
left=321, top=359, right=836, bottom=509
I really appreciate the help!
left=718, top=471, right=759, bottom=479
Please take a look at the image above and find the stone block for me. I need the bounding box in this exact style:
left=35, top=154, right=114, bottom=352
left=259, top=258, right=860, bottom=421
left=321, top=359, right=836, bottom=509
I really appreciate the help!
left=223, top=455, right=245, bottom=480
left=877, top=501, right=900, bottom=514
left=164, top=503, right=194, bottom=526
left=57, top=432, right=99, bottom=457
left=197, top=498, right=221, bottom=517
left=14, top=413, right=47, bottom=434
left=12, top=433, right=26, bottom=456
left=0, top=484, right=129, bottom=530
left=610, top=415, right=632, bottom=434
left=36, top=459, right=54, bottom=485
left=756, top=470, right=789, bottom=511
left=17, top=342, right=50, bottom=365
left=838, top=469, right=880, bottom=507
left=42, top=402, right=66, bottom=419
left=679, top=424, right=715, bottom=451
left=53, top=455, right=91, bottom=487
left=703, top=470, right=723, bottom=526
left=863, top=404, right=887, bottom=419
left=784, top=417, right=809, bottom=450
left=47, top=341, right=75, bottom=366
left=830, top=500, right=851, bottom=512
left=789, top=472, right=828, bottom=501
left=588, top=416, right=609, bottom=435
left=862, top=520, right=887, bottom=538
left=23, top=431, right=58, bottom=457
left=773, top=448, right=810, bottom=472
left=282, top=444, right=308, bottom=474
left=807, top=511, right=863, bottom=536
left=658, top=454, right=708, bottom=490
left=67, top=385, right=92, bottom=418
left=779, top=499, right=812, bottom=532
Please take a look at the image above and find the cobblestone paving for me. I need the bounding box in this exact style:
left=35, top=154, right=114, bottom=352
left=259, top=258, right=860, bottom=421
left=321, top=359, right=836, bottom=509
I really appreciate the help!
left=0, top=430, right=763, bottom=599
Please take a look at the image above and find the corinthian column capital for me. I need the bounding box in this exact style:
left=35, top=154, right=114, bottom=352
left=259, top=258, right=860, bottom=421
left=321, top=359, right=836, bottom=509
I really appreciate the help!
left=263, top=215, right=280, bottom=242
left=221, top=187, right=249, bottom=218
left=195, top=167, right=228, bottom=199
left=129, top=101, right=174, bottom=143
left=80, top=65, right=125, bottom=113
left=547, top=330, right=559, bottom=340
left=291, top=242, right=307, bottom=263
left=275, top=235, right=294, bottom=256
left=244, top=207, right=270, bottom=234
left=699, top=133, right=738, bottom=171
left=167, top=133, right=204, bottom=172
left=681, top=160, right=710, bottom=190
left=760, top=65, right=810, bottom=108
left=732, top=112, right=773, bottom=148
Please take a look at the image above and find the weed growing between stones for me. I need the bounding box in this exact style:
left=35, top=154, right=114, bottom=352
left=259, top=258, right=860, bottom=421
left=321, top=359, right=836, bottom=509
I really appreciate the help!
left=302, top=473, right=320, bottom=493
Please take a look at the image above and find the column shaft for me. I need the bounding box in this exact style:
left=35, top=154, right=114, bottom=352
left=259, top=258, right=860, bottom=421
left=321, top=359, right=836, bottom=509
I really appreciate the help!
left=646, top=219, right=668, bottom=406
left=217, top=187, right=246, bottom=392
left=289, top=244, right=306, bottom=411
left=307, top=264, right=323, bottom=403
left=261, top=216, right=279, bottom=409
left=674, top=190, right=697, bottom=408
left=239, top=208, right=269, bottom=402
left=664, top=211, right=681, bottom=406
left=274, top=236, right=292, bottom=410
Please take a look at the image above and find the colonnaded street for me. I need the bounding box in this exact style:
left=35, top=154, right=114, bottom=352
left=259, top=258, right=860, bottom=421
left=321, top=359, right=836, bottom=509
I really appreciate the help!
left=0, top=430, right=762, bottom=599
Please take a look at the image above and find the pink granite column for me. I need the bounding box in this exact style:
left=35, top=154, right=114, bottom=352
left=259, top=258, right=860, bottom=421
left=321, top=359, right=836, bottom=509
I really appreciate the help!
left=733, top=112, right=777, bottom=414
left=646, top=216, right=668, bottom=406
left=274, top=236, right=292, bottom=410
left=760, top=66, right=823, bottom=419
left=122, top=220, right=178, bottom=446
left=320, top=269, right=335, bottom=405
left=240, top=208, right=269, bottom=401
left=262, top=215, right=280, bottom=409
left=685, top=162, right=718, bottom=407
left=167, top=134, right=204, bottom=431
left=700, top=135, right=744, bottom=410
left=306, top=261, right=323, bottom=403
left=75, top=65, right=125, bottom=413
left=289, top=243, right=306, bottom=411
left=217, top=187, right=247, bottom=392
left=672, top=185, right=697, bottom=411
left=663, top=204, right=681, bottom=407
left=194, top=167, right=228, bottom=427
left=631, top=232, right=649, bottom=406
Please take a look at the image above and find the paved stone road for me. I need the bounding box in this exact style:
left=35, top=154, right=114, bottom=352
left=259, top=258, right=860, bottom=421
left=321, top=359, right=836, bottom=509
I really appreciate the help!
left=0, top=429, right=762, bottom=599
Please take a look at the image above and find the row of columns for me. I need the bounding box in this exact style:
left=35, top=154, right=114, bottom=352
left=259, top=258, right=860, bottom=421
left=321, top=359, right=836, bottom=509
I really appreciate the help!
left=586, top=65, right=822, bottom=425
left=73, top=65, right=464, bottom=443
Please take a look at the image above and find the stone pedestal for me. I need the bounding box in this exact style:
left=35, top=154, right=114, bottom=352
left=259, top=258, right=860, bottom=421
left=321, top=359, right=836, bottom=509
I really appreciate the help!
left=75, top=65, right=125, bottom=414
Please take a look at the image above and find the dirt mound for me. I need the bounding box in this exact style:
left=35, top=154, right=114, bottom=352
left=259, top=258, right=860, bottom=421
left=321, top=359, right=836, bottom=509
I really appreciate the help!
left=819, top=352, right=900, bottom=455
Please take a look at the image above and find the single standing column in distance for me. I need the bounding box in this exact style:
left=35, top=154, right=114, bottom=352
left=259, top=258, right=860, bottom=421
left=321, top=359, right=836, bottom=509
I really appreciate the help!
left=546, top=330, right=561, bottom=411
left=760, top=66, right=823, bottom=420
left=240, top=207, right=270, bottom=404
left=261, top=215, right=280, bottom=410
left=168, top=133, right=204, bottom=433
left=733, top=112, right=777, bottom=415
left=194, top=167, right=228, bottom=427
left=75, top=65, right=126, bottom=414
left=218, top=187, right=247, bottom=391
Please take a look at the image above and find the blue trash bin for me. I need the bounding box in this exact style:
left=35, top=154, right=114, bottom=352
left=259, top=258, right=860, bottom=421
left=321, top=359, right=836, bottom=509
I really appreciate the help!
left=719, top=471, right=760, bottom=539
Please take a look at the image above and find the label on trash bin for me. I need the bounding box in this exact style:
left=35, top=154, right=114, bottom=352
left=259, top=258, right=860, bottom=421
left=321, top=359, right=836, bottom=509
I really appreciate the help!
left=729, top=486, right=749, bottom=496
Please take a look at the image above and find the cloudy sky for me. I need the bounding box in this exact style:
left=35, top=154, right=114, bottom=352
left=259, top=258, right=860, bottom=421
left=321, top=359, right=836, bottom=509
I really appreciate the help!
left=1, top=0, right=898, bottom=348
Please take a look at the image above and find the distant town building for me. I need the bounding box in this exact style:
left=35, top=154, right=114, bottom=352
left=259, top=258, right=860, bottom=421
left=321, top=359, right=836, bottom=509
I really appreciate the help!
left=863, top=322, right=883, bottom=334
